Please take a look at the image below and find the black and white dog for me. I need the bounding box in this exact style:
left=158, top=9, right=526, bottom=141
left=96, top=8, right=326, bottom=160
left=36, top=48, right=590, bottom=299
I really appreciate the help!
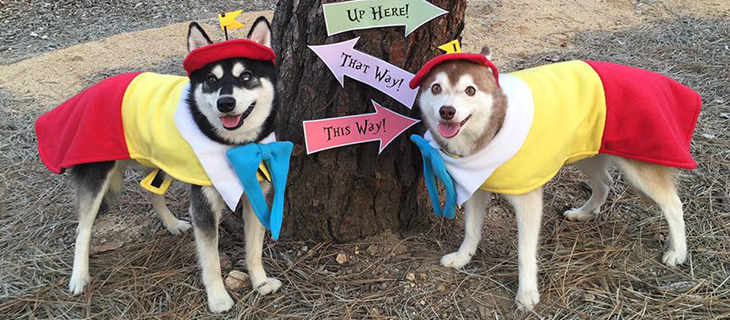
left=36, top=18, right=281, bottom=313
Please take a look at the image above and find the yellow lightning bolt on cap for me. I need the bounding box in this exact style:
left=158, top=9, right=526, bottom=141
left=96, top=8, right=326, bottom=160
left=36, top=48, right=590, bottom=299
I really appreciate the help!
left=438, top=40, right=462, bottom=54
left=218, top=10, right=245, bottom=31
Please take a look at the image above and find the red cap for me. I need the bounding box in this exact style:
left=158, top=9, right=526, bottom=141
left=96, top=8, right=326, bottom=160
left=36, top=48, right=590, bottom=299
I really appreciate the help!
left=409, top=53, right=500, bottom=89
left=183, top=39, right=276, bottom=77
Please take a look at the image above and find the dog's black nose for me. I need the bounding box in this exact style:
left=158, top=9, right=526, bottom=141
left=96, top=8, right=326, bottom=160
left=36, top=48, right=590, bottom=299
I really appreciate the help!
left=439, top=106, right=456, bottom=120
left=217, top=97, right=236, bottom=113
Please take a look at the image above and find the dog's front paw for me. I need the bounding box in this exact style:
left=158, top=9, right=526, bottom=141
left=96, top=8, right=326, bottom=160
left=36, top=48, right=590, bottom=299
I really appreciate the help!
left=207, top=290, right=234, bottom=313
left=68, top=273, right=90, bottom=295
left=440, top=251, right=472, bottom=269
left=662, top=249, right=687, bottom=267
left=165, top=220, right=192, bottom=236
left=563, top=207, right=596, bottom=221
left=515, top=288, right=540, bottom=312
left=254, top=277, right=282, bottom=295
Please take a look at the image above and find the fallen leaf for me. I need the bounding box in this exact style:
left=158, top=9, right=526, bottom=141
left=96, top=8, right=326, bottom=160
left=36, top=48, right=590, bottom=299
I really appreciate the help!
left=90, top=242, right=124, bottom=255
left=336, top=253, right=348, bottom=264
left=406, top=272, right=416, bottom=281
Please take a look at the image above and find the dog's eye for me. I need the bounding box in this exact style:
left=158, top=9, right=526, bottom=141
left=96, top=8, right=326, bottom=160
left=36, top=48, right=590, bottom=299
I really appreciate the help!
left=465, top=86, right=476, bottom=96
left=240, top=71, right=252, bottom=82
left=431, top=84, right=442, bottom=94
left=206, top=75, right=218, bottom=86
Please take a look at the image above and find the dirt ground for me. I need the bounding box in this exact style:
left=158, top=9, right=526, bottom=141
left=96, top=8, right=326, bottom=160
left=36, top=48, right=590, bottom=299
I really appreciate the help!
left=461, top=0, right=728, bottom=58
left=1, top=0, right=729, bottom=319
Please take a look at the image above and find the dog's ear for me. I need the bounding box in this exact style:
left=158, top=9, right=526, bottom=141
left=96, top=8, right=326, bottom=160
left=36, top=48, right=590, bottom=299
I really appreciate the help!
left=480, top=46, right=493, bottom=60
left=247, top=16, right=272, bottom=48
left=188, top=22, right=212, bottom=52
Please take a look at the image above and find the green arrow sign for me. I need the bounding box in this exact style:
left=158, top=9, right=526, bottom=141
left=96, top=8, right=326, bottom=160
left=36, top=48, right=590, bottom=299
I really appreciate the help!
left=323, top=0, right=448, bottom=36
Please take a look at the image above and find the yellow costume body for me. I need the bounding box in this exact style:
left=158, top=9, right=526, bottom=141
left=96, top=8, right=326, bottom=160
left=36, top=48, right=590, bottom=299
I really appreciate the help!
left=120, top=73, right=269, bottom=187
left=480, top=61, right=607, bottom=194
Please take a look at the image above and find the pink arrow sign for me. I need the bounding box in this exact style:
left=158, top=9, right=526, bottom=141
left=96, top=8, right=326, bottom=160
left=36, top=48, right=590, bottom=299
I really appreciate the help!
left=309, top=37, right=418, bottom=108
left=303, top=101, right=420, bottom=154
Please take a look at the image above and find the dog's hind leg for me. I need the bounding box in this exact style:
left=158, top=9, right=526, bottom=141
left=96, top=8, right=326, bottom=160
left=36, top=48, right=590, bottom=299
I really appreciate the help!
left=564, top=154, right=613, bottom=221
left=97, top=160, right=124, bottom=213
left=614, top=157, right=687, bottom=267
left=68, top=161, right=118, bottom=295
left=505, top=187, right=544, bottom=311
left=148, top=183, right=192, bottom=235
left=189, top=185, right=234, bottom=313
left=441, top=189, right=490, bottom=269
left=242, top=182, right=281, bottom=295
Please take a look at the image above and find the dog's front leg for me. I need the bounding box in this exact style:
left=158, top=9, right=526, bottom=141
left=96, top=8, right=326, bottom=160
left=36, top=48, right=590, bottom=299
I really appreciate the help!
left=189, top=185, right=234, bottom=313
left=505, top=188, right=544, bottom=311
left=242, top=182, right=282, bottom=295
left=441, top=189, right=490, bottom=269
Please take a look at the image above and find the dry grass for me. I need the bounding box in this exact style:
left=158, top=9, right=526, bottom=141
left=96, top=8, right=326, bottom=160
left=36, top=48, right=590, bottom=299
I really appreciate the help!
left=1, top=17, right=729, bottom=319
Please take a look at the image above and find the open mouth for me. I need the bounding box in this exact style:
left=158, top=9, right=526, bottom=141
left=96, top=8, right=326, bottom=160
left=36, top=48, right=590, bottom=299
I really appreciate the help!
left=438, top=114, right=471, bottom=138
left=220, top=102, right=256, bottom=130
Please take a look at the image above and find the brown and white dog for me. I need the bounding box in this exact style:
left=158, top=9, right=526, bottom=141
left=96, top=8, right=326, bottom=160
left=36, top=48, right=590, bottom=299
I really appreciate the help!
left=410, top=47, right=701, bottom=310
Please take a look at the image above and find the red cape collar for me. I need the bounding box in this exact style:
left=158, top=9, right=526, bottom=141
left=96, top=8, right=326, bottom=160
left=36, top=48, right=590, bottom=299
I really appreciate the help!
left=183, top=39, right=276, bottom=77
left=409, top=53, right=500, bottom=89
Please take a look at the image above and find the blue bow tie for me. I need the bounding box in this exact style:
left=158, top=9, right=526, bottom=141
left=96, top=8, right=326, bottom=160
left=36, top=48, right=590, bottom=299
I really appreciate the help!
left=410, top=135, right=456, bottom=219
left=227, top=141, right=293, bottom=241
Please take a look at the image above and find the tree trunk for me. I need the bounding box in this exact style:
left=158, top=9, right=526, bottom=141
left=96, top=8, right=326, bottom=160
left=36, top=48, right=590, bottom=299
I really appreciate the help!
left=225, top=0, right=466, bottom=242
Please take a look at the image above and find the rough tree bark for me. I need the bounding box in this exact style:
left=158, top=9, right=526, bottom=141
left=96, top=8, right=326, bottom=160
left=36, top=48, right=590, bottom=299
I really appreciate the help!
left=224, top=0, right=467, bottom=242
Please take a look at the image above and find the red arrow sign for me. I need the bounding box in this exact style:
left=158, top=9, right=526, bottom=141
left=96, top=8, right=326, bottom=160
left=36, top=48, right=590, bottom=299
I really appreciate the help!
left=303, top=101, right=419, bottom=154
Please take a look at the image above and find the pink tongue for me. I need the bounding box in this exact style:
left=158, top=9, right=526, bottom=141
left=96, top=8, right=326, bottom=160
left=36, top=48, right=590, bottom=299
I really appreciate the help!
left=221, top=114, right=243, bottom=129
left=438, top=122, right=461, bottom=138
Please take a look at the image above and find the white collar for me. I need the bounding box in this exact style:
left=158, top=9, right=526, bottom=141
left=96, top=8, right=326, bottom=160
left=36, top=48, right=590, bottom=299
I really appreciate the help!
left=424, top=74, right=534, bottom=205
left=174, top=83, right=276, bottom=211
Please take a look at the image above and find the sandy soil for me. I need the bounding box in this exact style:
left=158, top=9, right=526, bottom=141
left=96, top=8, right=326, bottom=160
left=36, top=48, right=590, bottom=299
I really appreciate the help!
left=462, top=0, right=729, bottom=63
left=0, top=0, right=276, bottom=64
left=1, top=0, right=728, bottom=107
left=0, top=10, right=273, bottom=107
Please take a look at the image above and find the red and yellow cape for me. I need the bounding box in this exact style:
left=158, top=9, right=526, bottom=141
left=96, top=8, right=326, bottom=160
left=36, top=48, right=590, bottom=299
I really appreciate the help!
left=413, top=57, right=701, bottom=198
